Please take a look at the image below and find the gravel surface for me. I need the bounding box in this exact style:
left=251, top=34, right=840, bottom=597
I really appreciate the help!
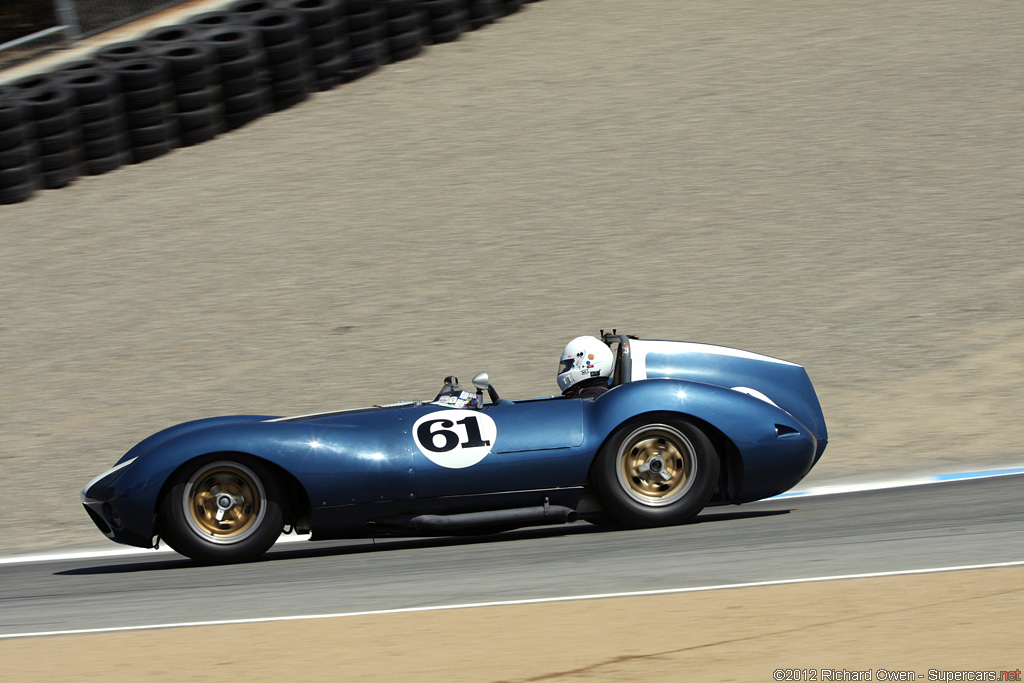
left=1, top=0, right=1021, bottom=555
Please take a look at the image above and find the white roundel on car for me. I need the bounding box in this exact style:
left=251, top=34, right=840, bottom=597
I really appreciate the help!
left=412, top=410, right=498, bottom=468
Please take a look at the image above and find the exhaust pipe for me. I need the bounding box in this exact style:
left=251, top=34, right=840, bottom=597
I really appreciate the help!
left=391, top=504, right=577, bottom=532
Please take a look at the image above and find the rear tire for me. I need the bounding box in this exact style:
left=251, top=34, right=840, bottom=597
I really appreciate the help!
left=160, top=456, right=283, bottom=563
left=591, top=415, right=719, bottom=527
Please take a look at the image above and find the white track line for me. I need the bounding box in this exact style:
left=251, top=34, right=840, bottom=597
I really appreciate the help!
left=2, top=559, right=1023, bottom=640
left=3, top=466, right=1023, bottom=567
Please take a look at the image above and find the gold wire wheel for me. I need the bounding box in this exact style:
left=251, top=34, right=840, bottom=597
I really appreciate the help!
left=182, top=461, right=267, bottom=545
left=615, top=424, right=698, bottom=506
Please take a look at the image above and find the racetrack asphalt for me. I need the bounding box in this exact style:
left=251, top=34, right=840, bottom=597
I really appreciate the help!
left=1, top=475, right=1022, bottom=680
left=0, top=0, right=1022, bottom=562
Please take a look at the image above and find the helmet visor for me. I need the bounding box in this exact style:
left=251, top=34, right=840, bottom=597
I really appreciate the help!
left=557, top=357, right=576, bottom=375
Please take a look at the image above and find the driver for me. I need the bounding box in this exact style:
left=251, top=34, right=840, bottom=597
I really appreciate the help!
left=557, top=336, right=613, bottom=399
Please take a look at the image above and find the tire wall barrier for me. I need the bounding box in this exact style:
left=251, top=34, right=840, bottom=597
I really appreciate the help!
left=0, top=0, right=544, bottom=205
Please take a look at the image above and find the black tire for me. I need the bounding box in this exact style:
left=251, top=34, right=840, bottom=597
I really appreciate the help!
left=77, top=97, right=120, bottom=123
left=82, top=133, right=126, bottom=159
left=220, top=52, right=263, bottom=80
left=388, top=28, right=423, bottom=52
left=37, top=130, right=75, bottom=155
left=246, top=10, right=303, bottom=46
left=390, top=39, right=423, bottom=61
left=0, top=180, right=35, bottom=205
left=80, top=116, right=118, bottom=140
left=175, top=86, right=217, bottom=112
left=282, top=0, right=335, bottom=27
left=130, top=139, right=171, bottom=163
left=144, top=24, right=201, bottom=45
left=124, top=82, right=173, bottom=110
left=38, top=148, right=75, bottom=172
left=128, top=121, right=175, bottom=147
left=344, top=0, right=377, bottom=13
left=33, top=110, right=75, bottom=138
left=268, top=57, right=304, bottom=81
left=96, top=41, right=152, bottom=63
left=228, top=0, right=275, bottom=14
left=41, top=164, right=77, bottom=189
left=61, top=70, right=117, bottom=105
left=224, top=106, right=263, bottom=130
left=430, top=25, right=462, bottom=43
left=172, top=68, right=212, bottom=94
left=158, top=43, right=213, bottom=76
left=175, top=104, right=216, bottom=131
left=264, top=37, right=306, bottom=64
left=179, top=123, right=218, bottom=147
left=204, top=28, right=262, bottom=63
left=0, top=161, right=33, bottom=187
left=116, top=59, right=168, bottom=91
left=346, top=9, right=381, bottom=33
left=221, top=72, right=258, bottom=98
left=0, top=101, right=28, bottom=129
left=159, top=456, right=284, bottom=564
left=307, top=21, right=338, bottom=47
left=590, top=415, right=720, bottom=527
left=53, top=59, right=107, bottom=77
left=421, top=0, right=458, bottom=19
left=340, top=59, right=379, bottom=82
left=223, top=89, right=264, bottom=113
left=386, top=11, right=422, bottom=35
left=310, top=40, right=340, bottom=63
left=125, top=102, right=169, bottom=128
left=186, top=10, right=236, bottom=28
left=0, top=124, right=27, bottom=151
left=350, top=40, right=383, bottom=65
left=381, top=0, right=416, bottom=20
left=0, top=142, right=34, bottom=168
left=10, top=74, right=57, bottom=93
left=25, top=87, right=73, bottom=120
left=83, top=151, right=123, bottom=175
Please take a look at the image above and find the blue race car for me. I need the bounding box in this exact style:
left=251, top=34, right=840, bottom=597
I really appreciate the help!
left=82, top=332, right=827, bottom=564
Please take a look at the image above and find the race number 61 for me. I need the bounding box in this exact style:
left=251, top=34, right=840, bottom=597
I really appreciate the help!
left=412, top=410, right=498, bottom=469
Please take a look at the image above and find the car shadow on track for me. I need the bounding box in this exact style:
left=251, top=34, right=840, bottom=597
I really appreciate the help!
left=56, top=508, right=791, bottom=575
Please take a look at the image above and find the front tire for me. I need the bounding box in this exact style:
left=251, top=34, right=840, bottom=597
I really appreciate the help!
left=159, top=456, right=283, bottom=564
left=591, top=416, right=720, bottom=527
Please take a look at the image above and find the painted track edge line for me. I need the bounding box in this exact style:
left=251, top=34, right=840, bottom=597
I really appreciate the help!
left=2, top=559, right=1023, bottom=641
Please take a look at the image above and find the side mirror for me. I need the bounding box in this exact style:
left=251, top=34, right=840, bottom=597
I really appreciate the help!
left=472, top=372, right=500, bottom=405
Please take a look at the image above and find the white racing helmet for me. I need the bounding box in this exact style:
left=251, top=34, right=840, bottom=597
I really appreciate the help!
left=556, top=336, right=613, bottom=393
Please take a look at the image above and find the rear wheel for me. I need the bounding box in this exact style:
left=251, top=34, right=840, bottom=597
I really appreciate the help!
left=160, top=456, right=283, bottom=563
left=591, top=416, right=719, bottom=527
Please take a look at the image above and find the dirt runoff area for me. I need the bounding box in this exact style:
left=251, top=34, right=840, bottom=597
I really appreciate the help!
left=2, top=566, right=1021, bottom=681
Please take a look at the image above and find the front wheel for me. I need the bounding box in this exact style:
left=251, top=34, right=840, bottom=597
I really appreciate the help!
left=159, top=456, right=283, bottom=564
left=591, top=416, right=720, bottom=527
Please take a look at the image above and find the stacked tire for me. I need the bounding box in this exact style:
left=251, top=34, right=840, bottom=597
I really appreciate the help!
left=16, top=77, right=79, bottom=190
left=418, top=0, right=467, bottom=44
left=280, top=0, right=346, bottom=91
left=497, top=0, right=523, bottom=16
left=380, top=0, right=426, bottom=62
left=113, top=58, right=179, bottom=163
left=198, top=26, right=270, bottom=131
left=341, top=0, right=386, bottom=80
left=156, top=41, right=223, bottom=147
left=57, top=67, right=127, bottom=176
left=0, top=98, right=38, bottom=205
left=242, top=9, right=314, bottom=111
left=466, top=0, right=498, bottom=29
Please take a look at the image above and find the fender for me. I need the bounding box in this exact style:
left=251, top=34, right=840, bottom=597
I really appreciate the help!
left=116, top=415, right=276, bottom=465
left=589, top=379, right=820, bottom=501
